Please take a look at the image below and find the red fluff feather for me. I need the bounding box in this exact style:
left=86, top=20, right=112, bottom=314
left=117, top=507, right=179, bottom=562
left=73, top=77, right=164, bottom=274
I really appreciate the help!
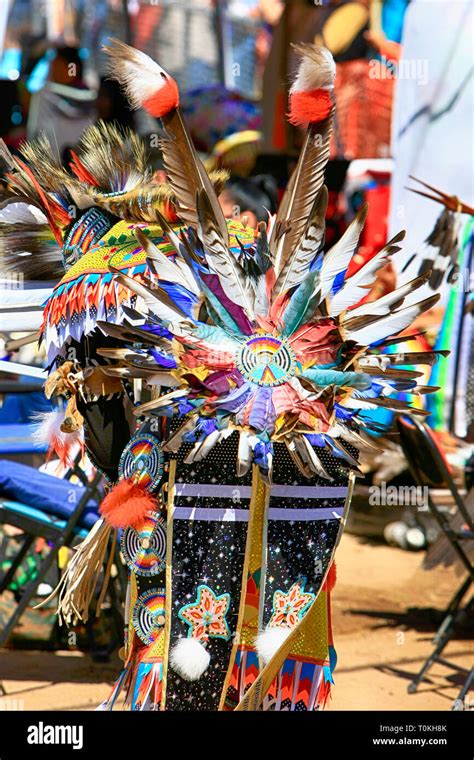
left=100, top=479, right=157, bottom=529
left=288, top=89, right=332, bottom=127
left=142, top=77, right=179, bottom=118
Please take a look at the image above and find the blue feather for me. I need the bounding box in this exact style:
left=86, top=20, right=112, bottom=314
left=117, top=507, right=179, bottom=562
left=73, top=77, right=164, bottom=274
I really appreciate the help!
left=158, top=281, right=198, bottom=319
left=193, top=322, right=238, bottom=346
left=248, top=387, right=276, bottom=434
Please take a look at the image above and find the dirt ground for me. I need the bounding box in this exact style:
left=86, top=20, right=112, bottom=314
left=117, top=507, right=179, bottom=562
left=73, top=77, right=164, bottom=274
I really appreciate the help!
left=0, top=533, right=472, bottom=711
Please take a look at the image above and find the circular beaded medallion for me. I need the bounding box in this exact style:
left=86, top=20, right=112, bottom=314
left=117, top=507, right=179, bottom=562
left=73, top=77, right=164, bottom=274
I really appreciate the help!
left=118, top=433, right=164, bottom=493
left=236, top=333, right=296, bottom=387
left=120, top=511, right=166, bottom=577
left=132, top=588, right=166, bottom=645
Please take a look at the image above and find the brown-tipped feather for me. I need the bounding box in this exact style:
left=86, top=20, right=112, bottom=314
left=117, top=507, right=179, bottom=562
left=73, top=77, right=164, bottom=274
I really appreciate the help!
left=160, top=108, right=228, bottom=240
left=75, top=121, right=150, bottom=191
left=196, top=189, right=255, bottom=317
left=274, top=185, right=328, bottom=296
left=271, top=112, right=332, bottom=275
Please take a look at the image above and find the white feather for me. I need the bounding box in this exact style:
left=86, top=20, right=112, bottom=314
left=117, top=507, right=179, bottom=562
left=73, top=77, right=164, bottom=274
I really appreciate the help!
left=330, top=233, right=405, bottom=316
left=358, top=355, right=392, bottom=370
left=0, top=202, right=47, bottom=225
left=328, top=250, right=389, bottom=316
left=31, top=410, right=65, bottom=448
left=295, top=435, right=333, bottom=480
left=330, top=424, right=379, bottom=451
left=345, top=298, right=435, bottom=346
left=316, top=207, right=367, bottom=306
left=162, top=415, right=199, bottom=452
left=290, top=47, right=336, bottom=92
left=237, top=431, right=252, bottom=477
left=136, top=230, right=199, bottom=295
left=184, top=430, right=223, bottom=464
left=105, top=43, right=171, bottom=109
left=343, top=279, right=412, bottom=320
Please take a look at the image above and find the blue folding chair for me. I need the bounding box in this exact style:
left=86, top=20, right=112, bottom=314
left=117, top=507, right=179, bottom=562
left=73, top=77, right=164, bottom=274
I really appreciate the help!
left=0, top=456, right=125, bottom=652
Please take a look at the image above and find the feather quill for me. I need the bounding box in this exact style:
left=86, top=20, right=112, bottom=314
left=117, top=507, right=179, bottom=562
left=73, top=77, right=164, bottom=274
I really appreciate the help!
left=109, top=267, right=191, bottom=324
left=274, top=186, right=328, bottom=296
left=345, top=294, right=440, bottom=345
left=316, top=204, right=368, bottom=306
left=271, top=114, right=332, bottom=275
left=328, top=230, right=405, bottom=316
left=271, top=45, right=335, bottom=273
left=343, top=272, right=430, bottom=325
left=197, top=191, right=255, bottom=318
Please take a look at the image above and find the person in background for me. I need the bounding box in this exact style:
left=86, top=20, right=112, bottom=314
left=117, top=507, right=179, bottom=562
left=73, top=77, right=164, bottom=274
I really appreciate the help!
left=96, top=77, right=135, bottom=130
left=219, top=174, right=278, bottom=227
left=27, top=45, right=96, bottom=158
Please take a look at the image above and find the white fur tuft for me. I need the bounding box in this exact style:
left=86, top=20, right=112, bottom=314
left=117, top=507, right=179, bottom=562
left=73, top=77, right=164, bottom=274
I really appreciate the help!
left=256, top=626, right=293, bottom=665
left=116, top=57, right=168, bottom=110
left=290, top=47, right=336, bottom=93
left=170, top=637, right=210, bottom=682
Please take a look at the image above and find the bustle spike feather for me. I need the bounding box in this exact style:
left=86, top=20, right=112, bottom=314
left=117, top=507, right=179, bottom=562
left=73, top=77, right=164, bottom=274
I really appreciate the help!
left=271, top=45, right=335, bottom=275
left=103, top=38, right=227, bottom=239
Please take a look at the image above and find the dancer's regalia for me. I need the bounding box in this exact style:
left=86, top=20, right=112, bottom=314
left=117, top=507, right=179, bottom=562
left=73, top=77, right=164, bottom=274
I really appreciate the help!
left=0, top=40, right=440, bottom=711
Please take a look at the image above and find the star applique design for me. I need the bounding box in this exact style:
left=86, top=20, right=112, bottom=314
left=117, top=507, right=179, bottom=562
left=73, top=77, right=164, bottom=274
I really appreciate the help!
left=179, top=584, right=231, bottom=641
left=269, top=579, right=315, bottom=628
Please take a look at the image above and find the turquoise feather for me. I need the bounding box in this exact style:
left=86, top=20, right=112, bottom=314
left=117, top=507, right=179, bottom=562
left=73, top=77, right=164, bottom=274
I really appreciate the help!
left=200, top=281, right=243, bottom=338
left=281, top=270, right=320, bottom=337
left=192, top=322, right=238, bottom=347
left=302, top=368, right=372, bottom=389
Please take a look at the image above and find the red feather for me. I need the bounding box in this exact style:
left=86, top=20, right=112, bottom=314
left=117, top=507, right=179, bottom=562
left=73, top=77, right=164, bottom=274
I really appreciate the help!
left=288, top=89, right=332, bottom=127
left=69, top=150, right=101, bottom=187
left=100, top=479, right=157, bottom=528
left=323, top=562, right=337, bottom=593
left=143, top=77, right=179, bottom=118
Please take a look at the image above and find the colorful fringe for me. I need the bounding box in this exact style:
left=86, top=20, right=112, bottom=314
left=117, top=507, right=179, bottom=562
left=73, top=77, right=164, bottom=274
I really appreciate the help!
left=224, top=646, right=260, bottom=709
left=41, top=217, right=255, bottom=362
left=263, top=656, right=334, bottom=711
left=262, top=582, right=337, bottom=712
left=98, top=650, right=164, bottom=711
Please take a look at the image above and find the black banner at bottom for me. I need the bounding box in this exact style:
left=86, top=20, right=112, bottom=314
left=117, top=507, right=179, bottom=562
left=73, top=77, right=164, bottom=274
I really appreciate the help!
left=0, top=709, right=471, bottom=758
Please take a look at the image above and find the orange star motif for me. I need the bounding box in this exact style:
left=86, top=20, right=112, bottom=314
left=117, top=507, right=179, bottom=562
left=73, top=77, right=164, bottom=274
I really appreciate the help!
left=179, top=585, right=231, bottom=641
left=269, top=579, right=315, bottom=628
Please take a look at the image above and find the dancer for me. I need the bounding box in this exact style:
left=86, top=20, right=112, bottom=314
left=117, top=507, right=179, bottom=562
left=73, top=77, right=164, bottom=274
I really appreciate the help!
left=0, top=39, right=439, bottom=711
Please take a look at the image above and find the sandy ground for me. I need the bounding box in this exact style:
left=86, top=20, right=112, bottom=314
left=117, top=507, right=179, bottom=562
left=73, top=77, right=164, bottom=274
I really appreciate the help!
left=0, top=534, right=472, bottom=711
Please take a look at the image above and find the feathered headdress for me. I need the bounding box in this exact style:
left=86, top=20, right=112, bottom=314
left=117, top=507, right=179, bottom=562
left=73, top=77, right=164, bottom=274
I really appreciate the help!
left=97, top=40, right=441, bottom=482
left=0, top=115, right=229, bottom=361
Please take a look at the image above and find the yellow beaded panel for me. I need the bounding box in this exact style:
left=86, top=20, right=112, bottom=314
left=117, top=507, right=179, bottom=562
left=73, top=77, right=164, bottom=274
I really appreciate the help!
left=57, top=218, right=256, bottom=285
